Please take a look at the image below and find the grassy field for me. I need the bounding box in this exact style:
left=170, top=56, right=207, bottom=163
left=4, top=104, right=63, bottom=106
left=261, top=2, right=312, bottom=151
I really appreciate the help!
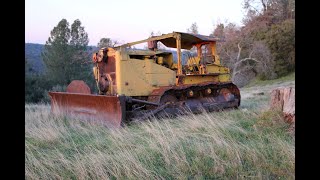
left=25, top=75, right=295, bottom=179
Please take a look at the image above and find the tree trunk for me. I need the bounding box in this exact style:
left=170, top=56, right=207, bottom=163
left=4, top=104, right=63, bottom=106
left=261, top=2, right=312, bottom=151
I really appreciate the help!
left=270, top=87, right=295, bottom=123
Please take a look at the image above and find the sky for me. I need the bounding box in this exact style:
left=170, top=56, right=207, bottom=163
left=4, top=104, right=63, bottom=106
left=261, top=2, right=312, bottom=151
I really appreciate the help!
left=25, top=0, right=245, bottom=48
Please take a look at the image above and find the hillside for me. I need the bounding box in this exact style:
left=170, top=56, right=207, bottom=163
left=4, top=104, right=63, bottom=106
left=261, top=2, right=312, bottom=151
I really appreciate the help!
left=25, top=43, right=45, bottom=73
left=25, top=73, right=295, bottom=179
left=25, top=43, right=99, bottom=73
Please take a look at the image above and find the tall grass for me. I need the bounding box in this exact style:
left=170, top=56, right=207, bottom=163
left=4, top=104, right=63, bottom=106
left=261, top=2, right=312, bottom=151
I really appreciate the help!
left=25, top=103, right=294, bottom=179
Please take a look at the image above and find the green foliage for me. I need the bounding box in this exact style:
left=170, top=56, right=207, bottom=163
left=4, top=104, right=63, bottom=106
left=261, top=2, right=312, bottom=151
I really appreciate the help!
left=246, top=72, right=295, bottom=87
left=70, top=19, right=89, bottom=47
left=187, top=22, right=199, bottom=34
left=42, top=84, right=67, bottom=103
left=25, top=43, right=99, bottom=103
left=242, top=1, right=295, bottom=78
left=25, top=56, right=52, bottom=103
left=25, top=43, right=98, bottom=74
left=265, top=19, right=295, bottom=76
left=212, top=23, right=224, bottom=38
left=42, top=19, right=71, bottom=85
left=214, top=0, right=295, bottom=84
left=25, top=74, right=53, bottom=103
left=25, top=58, right=32, bottom=74
left=42, top=19, right=94, bottom=86
left=25, top=18, right=97, bottom=103
left=97, top=38, right=117, bottom=48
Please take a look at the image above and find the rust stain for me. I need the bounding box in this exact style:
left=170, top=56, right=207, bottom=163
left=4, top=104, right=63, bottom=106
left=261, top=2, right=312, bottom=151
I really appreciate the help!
left=49, top=92, right=124, bottom=128
left=66, top=80, right=91, bottom=94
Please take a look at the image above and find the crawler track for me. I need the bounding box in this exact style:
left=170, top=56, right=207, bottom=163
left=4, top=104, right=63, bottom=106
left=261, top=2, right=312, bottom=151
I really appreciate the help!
left=128, top=82, right=240, bottom=120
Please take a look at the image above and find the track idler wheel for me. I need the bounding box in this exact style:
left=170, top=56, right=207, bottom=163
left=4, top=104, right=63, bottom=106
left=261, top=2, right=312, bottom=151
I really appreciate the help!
left=160, top=94, right=178, bottom=105
left=159, top=94, right=179, bottom=116
left=217, top=88, right=235, bottom=102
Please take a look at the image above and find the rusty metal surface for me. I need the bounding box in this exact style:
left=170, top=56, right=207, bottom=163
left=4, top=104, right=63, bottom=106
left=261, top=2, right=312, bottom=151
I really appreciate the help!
left=147, top=87, right=172, bottom=105
left=97, top=55, right=116, bottom=82
left=160, top=32, right=220, bottom=50
left=95, top=48, right=117, bottom=94
left=147, top=82, right=240, bottom=107
left=49, top=92, right=124, bottom=128
left=66, top=80, right=91, bottom=94
left=127, top=97, right=159, bottom=106
left=103, top=55, right=116, bottom=77
left=126, top=49, right=172, bottom=56
left=176, top=34, right=182, bottom=75
left=117, top=32, right=220, bottom=50
left=135, top=98, right=240, bottom=121
left=137, top=82, right=241, bottom=120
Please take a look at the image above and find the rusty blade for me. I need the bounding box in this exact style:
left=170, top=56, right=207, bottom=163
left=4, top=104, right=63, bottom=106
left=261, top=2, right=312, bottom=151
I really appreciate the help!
left=49, top=92, right=125, bottom=128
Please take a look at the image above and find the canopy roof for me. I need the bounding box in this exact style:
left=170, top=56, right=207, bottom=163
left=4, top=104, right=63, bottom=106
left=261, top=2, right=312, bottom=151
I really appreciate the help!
left=159, top=32, right=219, bottom=49
left=118, top=32, right=220, bottom=50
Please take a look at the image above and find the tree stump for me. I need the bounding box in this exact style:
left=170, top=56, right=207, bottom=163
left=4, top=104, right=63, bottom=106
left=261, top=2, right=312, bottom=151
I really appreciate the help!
left=270, top=87, right=295, bottom=123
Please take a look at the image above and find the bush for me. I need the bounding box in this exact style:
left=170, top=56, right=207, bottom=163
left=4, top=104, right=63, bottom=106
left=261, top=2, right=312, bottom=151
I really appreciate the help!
left=266, top=20, right=295, bottom=77
left=42, top=84, right=67, bottom=103
left=25, top=74, right=52, bottom=103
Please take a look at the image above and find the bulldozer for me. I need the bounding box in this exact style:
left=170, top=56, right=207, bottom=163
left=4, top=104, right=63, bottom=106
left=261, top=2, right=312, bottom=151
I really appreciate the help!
left=49, top=32, right=241, bottom=128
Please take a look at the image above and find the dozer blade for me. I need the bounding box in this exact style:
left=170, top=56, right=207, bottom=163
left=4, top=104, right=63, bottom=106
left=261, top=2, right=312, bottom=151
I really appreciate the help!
left=49, top=92, right=126, bottom=128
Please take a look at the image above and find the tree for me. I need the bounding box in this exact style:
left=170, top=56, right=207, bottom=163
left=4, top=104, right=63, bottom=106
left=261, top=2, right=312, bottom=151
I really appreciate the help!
left=42, top=19, right=71, bottom=85
left=242, top=0, right=295, bottom=77
left=97, top=38, right=119, bottom=48
left=212, top=23, right=225, bottom=38
left=69, top=19, right=93, bottom=85
left=186, top=23, right=199, bottom=53
left=216, top=23, right=256, bottom=85
left=144, top=31, right=166, bottom=50
left=26, top=56, right=53, bottom=103
left=265, top=19, right=295, bottom=76
left=25, top=58, right=34, bottom=75
left=243, top=0, right=295, bottom=23
left=213, top=22, right=276, bottom=86
left=42, top=19, right=93, bottom=86
left=25, top=74, right=53, bottom=103
left=187, top=22, right=199, bottom=34
left=251, top=41, right=276, bottom=80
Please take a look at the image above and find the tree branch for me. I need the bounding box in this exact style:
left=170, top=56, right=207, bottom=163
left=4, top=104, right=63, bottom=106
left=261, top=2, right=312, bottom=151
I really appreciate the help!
left=237, top=43, right=242, bottom=62
left=233, top=65, right=256, bottom=76
left=249, top=50, right=254, bottom=59
left=235, top=57, right=260, bottom=66
left=225, top=48, right=232, bottom=59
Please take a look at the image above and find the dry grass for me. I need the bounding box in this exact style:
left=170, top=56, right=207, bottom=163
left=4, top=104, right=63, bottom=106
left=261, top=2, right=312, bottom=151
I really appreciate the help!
left=25, top=75, right=295, bottom=179
left=25, top=107, right=294, bottom=179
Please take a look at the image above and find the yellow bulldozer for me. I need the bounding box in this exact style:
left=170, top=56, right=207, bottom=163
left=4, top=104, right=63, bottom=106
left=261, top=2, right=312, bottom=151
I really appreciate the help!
left=49, top=32, right=241, bottom=128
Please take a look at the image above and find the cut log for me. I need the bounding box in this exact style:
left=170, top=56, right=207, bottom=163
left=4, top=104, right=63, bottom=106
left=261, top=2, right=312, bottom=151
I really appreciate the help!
left=270, top=87, right=295, bottom=123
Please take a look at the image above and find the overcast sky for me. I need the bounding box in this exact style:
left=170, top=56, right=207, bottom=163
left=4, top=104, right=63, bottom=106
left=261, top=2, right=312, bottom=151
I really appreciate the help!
left=25, top=0, right=245, bottom=47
